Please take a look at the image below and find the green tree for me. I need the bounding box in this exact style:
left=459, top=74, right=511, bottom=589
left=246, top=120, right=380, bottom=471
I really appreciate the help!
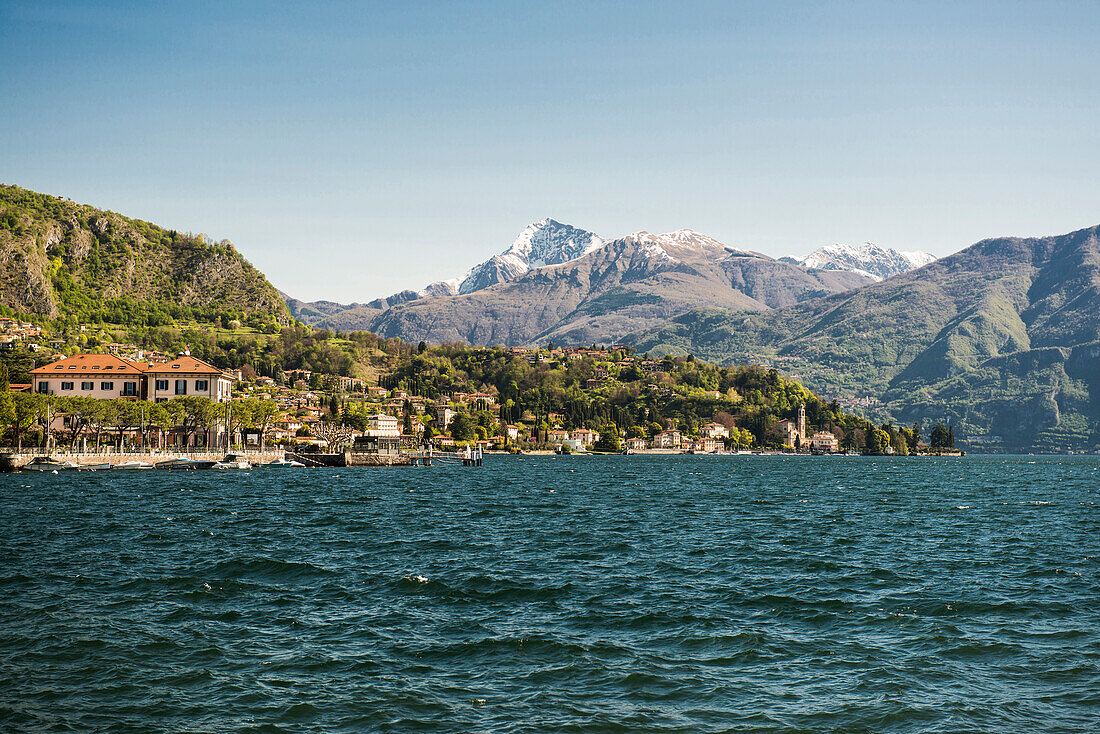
left=218, top=399, right=253, bottom=449
left=865, top=428, right=890, bottom=455
left=594, top=423, right=621, bottom=452
left=249, top=398, right=280, bottom=449
left=59, top=396, right=106, bottom=450
left=172, top=396, right=216, bottom=447
left=449, top=412, right=476, bottom=442
left=930, top=423, right=951, bottom=449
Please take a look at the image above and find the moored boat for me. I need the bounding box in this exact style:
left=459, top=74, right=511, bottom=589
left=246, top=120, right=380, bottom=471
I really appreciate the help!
left=22, top=457, right=78, bottom=472
left=114, top=460, right=154, bottom=470
left=212, top=454, right=252, bottom=470
left=155, top=458, right=217, bottom=471
left=77, top=462, right=111, bottom=471
left=259, top=458, right=306, bottom=468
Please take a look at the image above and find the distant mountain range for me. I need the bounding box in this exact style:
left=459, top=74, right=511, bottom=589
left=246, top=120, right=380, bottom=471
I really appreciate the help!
left=287, top=219, right=940, bottom=343
left=630, top=225, right=1100, bottom=453
left=780, top=242, right=936, bottom=281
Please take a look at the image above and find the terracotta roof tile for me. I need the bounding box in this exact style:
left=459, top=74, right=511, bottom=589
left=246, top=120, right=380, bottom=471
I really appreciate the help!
left=138, top=356, right=228, bottom=375
left=31, top=353, right=146, bottom=375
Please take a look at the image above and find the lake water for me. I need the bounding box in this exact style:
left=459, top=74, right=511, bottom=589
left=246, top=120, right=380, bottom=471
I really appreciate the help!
left=1, top=455, right=1098, bottom=732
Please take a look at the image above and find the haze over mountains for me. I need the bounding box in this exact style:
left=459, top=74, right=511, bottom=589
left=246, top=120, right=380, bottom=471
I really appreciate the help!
left=287, top=219, right=939, bottom=343
left=632, top=225, right=1100, bottom=453
left=6, top=183, right=1096, bottom=452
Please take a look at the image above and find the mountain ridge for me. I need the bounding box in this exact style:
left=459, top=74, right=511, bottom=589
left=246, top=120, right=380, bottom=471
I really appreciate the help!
left=630, top=223, right=1100, bottom=452
left=311, top=221, right=871, bottom=344
left=292, top=219, right=872, bottom=343
left=779, top=242, right=937, bottom=281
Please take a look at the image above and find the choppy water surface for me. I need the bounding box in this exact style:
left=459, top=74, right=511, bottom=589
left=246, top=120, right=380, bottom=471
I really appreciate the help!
left=1, top=455, right=1098, bottom=732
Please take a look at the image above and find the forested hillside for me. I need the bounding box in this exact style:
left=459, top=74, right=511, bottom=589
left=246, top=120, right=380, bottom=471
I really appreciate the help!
left=632, top=225, right=1100, bottom=453
left=0, top=185, right=288, bottom=325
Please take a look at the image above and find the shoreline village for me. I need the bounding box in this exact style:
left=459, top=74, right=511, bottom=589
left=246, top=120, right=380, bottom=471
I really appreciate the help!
left=2, top=344, right=963, bottom=471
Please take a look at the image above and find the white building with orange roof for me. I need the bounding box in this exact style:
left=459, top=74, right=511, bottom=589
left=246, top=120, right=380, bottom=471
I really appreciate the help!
left=31, top=353, right=146, bottom=399
left=30, top=353, right=234, bottom=403
left=141, top=355, right=234, bottom=403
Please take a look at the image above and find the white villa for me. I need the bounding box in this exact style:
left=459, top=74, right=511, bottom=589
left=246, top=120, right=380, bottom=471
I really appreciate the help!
left=31, top=353, right=233, bottom=403
left=367, top=413, right=401, bottom=437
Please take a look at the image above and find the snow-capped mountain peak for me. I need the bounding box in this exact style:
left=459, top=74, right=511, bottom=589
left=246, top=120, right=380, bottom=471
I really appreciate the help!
left=782, top=242, right=936, bottom=281
left=626, top=229, right=745, bottom=263
left=500, top=218, right=606, bottom=272
left=421, top=219, right=605, bottom=297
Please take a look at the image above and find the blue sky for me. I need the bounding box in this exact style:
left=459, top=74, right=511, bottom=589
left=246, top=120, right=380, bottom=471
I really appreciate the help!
left=3, top=1, right=1098, bottom=302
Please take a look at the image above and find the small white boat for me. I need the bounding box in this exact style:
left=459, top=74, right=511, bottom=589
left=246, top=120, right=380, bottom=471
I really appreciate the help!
left=213, top=454, right=252, bottom=470
left=212, top=460, right=252, bottom=470
left=114, top=460, right=154, bottom=470
left=23, top=457, right=78, bottom=472
left=260, top=458, right=306, bottom=468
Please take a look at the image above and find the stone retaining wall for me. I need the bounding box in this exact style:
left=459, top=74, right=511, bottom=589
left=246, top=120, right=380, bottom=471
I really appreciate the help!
left=1, top=449, right=285, bottom=470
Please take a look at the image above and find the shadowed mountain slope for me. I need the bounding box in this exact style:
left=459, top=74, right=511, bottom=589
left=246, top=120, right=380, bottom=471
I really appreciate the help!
left=631, top=225, right=1100, bottom=452
left=347, top=227, right=870, bottom=345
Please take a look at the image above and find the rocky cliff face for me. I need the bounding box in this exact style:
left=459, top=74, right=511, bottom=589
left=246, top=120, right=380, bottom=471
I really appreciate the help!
left=0, top=184, right=288, bottom=321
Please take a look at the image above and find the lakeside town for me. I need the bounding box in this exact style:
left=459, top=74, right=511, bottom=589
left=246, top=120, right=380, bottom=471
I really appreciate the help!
left=1, top=318, right=961, bottom=463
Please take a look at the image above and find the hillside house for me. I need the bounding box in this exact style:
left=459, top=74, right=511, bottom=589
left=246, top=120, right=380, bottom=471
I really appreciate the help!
left=653, top=430, right=682, bottom=449
left=436, top=406, right=456, bottom=430
left=546, top=429, right=569, bottom=444
left=571, top=428, right=600, bottom=446
left=701, top=422, right=730, bottom=439
left=367, top=413, right=401, bottom=437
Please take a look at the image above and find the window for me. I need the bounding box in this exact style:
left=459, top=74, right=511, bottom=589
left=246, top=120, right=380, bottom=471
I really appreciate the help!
left=123, top=382, right=137, bottom=396
left=81, top=381, right=94, bottom=390
left=175, top=380, right=187, bottom=395
left=195, top=380, right=208, bottom=391
left=156, top=379, right=168, bottom=391
left=61, top=381, right=73, bottom=391
left=101, top=382, right=114, bottom=390
left=155, top=397, right=167, bottom=404
left=37, top=382, right=48, bottom=394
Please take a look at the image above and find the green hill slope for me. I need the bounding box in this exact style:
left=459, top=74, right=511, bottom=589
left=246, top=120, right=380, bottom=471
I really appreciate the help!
left=631, top=225, right=1100, bottom=452
left=0, top=185, right=288, bottom=324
